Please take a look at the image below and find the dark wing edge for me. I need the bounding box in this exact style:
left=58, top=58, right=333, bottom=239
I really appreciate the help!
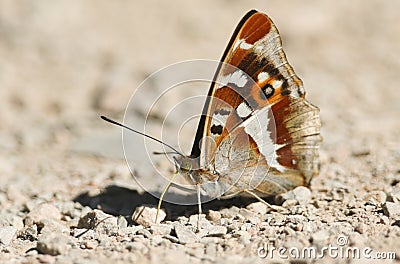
left=190, top=10, right=259, bottom=158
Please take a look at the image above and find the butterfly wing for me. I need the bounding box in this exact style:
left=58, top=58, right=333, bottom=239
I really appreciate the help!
left=191, top=10, right=321, bottom=197
left=214, top=98, right=320, bottom=198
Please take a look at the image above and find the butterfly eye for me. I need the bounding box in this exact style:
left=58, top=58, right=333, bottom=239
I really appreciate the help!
left=173, top=156, right=192, bottom=173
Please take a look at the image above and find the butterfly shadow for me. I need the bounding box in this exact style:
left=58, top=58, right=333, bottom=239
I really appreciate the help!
left=73, top=184, right=271, bottom=222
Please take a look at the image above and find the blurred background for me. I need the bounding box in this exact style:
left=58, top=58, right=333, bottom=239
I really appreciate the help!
left=0, top=0, right=399, bottom=205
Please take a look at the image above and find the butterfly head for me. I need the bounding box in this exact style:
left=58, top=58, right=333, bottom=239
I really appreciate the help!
left=173, top=154, right=228, bottom=199
left=173, top=155, right=200, bottom=184
left=173, top=155, right=192, bottom=173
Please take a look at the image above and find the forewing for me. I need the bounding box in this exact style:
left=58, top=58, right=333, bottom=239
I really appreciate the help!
left=191, top=10, right=321, bottom=195
left=191, top=10, right=307, bottom=163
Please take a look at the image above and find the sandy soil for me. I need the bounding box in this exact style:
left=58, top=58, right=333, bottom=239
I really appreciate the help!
left=1, top=1, right=399, bottom=263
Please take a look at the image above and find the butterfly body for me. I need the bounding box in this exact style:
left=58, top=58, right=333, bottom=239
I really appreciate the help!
left=174, top=10, right=321, bottom=200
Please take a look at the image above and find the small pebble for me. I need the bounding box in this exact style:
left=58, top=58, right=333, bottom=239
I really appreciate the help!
left=151, top=235, right=163, bottom=246
left=355, top=223, right=368, bottom=234
left=77, top=209, right=111, bottom=229
left=206, top=210, right=221, bottom=221
left=282, top=199, right=298, bottom=208
left=363, top=191, right=387, bottom=205
left=238, top=208, right=256, bottom=220
left=78, top=210, right=118, bottom=236
left=206, top=226, right=228, bottom=237
left=37, top=234, right=70, bottom=256
left=387, top=187, right=400, bottom=203
left=382, top=202, right=400, bottom=218
left=276, top=186, right=312, bottom=205
left=24, top=203, right=62, bottom=225
left=136, top=228, right=152, bottom=238
left=200, top=237, right=222, bottom=244
left=18, top=224, right=38, bottom=241
left=220, top=207, right=239, bottom=218
left=163, top=234, right=180, bottom=243
left=0, top=226, right=17, bottom=245
left=246, top=202, right=269, bottom=215
left=188, top=214, right=212, bottom=230
left=39, top=219, right=69, bottom=236
left=379, top=215, right=390, bottom=225
left=176, top=216, right=189, bottom=225
left=132, top=205, right=166, bottom=227
left=150, top=224, right=173, bottom=235
left=120, top=225, right=143, bottom=237
left=117, top=216, right=128, bottom=229
left=174, top=224, right=198, bottom=244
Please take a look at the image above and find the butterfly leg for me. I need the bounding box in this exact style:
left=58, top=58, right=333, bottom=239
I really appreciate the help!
left=196, top=183, right=202, bottom=232
left=242, top=189, right=283, bottom=212
left=156, top=172, right=178, bottom=223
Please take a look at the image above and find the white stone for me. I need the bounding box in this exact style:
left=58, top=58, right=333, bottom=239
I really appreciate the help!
left=0, top=226, right=17, bottom=245
left=132, top=205, right=166, bottom=227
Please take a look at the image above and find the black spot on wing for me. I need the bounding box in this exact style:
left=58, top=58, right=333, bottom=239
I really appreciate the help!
left=257, top=57, right=268, bottom=68
left=245, top=55, right=266, bottom=77
left=214, top=109, right=230, bottom=116
left=263, top=63, right=279, bottom=78
left=210, top=125, right=223, bottom=135
left=237, top=52, right=258, bottom=72
left=281, top=81, right=290, bottom=96
left=261, top=83, right=275, bottom=99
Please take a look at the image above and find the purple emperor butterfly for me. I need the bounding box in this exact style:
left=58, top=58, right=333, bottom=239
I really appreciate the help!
left=102, top=9, right=321, bottom=225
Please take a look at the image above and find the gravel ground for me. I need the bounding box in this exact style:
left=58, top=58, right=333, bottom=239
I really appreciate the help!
left=1, top=1, right=400, bottom=263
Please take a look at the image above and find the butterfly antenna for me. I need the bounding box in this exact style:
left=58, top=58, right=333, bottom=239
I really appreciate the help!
left=100, top=116, right=184, bottom=157
left=152, top=151, right=179, bottom=155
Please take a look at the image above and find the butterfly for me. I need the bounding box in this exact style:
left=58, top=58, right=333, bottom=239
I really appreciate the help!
left=173, top=10, right=321, bottom=202
left=102, top=9, right=321, bottom=224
